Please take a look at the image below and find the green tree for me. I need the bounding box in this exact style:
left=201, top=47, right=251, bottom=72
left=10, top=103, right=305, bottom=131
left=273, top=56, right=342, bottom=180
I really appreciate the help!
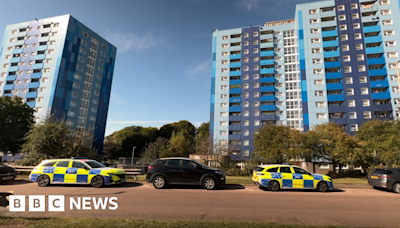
left=158, top=121, right=196, bottom=139
left=140, top=137, right=169, bottom=164
left=161, top=130, right=194, bottom=158
left=0, top=96, right=34, bottom=153
left=102, top=141, right=121, bottom=162
left=196, top=122, right=209, bottom=139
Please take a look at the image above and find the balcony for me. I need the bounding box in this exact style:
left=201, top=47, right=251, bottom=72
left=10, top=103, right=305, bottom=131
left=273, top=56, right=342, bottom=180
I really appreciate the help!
left=260, top=59, right=274, bottom=65
left=320, top=20, right=337, bottom=28
left=324, top=50, right=340, bottom=58
left=30, top=73, right=42, bottom=79
left=26, top=102, right=36, bottom=108
left=369, top=69, right=387, bottom=76
left=32, top=63, right=44, bottom=69
left=230, top=88, right=241, bottom=94
left=230, top=37, right=241, bottom=43
left=372, top=92, right=391, bottom=100
left=363, top=25, right=381, bottom=33
left=28, top=82, right=40, bottom=88
left=229, top=97, right=241, bottom=103
left=261, top=95, right=275, bottom=101
left=260, top=42, right=274, bottom=48
left=260, top=51, right=274, bottom=57
left=229, top=135, right=241, bottom=140
left=229, top=116, right=241, bottom=121
left=261, top=105, right=276, bottom=111
left=230, top=54, right=241, bottom=60
left=230, top=79, right=241, bottom=85
left=370, top=80, right=389, bottom=88
left=320, top=11, right=336, bottom=18
left=366, top=46, right=384, bottom=54
left=261, top=77, right=274, bottom=83
left=327, top=94, right=344, bottom=101
left=261, top=114, right=276, bottom=120
left=329, top=118, right=347, bottom=125
left=229, top=106, right=241, bottom=112
left=367, top=57, right=385, bottom=65
left=229, top=71, right=241, bottom=76
left=261, top=86, right=275, bottom=92
left=230, top=46, right=241, bottom=51
left=229, top=62, right=241, bottom=68
left=229, top=125, right=241, bottom=131
left=260, top=68, right=274, bottom=74
left=361, top=5, right=378, bottom=13
left=3, top=84, right=14, bottom=90
left=325, top=61, right=340, bottom=68
left=26, top=92, right=38, bottom=98
left=322, top=30, right=338, bottom=37
left=8, top=66, right=18, bottom=72
left=260, top=34, right=274, bottom=40
left=12, top=49, right=23, bottom=54
left=364, top=36, right=383, bottom=43
left=328, top=106, right=346, bottom=113
left=34, top=54, right=46, bottom=60
left=326, top=83, right=343, bottom=90
left=325, top=72, right=342, bottom=79
left=323, top=40, right=339, bottom=48
left=10, top=57, right=21, bottom=62
left=374, top=104, right=393, bottom=112
left=6, top=75, right=16, bottom=81
left=36, top=45, right=48, bottom=51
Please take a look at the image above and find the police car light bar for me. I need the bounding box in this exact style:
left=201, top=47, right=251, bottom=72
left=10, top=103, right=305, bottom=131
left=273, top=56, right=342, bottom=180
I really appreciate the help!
left=71, top=157, right=88, bottom=159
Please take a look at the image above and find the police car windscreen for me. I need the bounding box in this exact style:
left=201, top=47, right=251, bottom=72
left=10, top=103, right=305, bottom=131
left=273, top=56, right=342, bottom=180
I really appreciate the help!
left=255, top=167, right=264, bottom=172
left=85, top=161, right=106, bottom=168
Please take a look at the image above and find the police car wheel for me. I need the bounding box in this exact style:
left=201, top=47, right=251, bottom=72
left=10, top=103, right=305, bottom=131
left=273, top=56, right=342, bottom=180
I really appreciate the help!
left=267, top=181, right=280, bottom=191
left=91, top=176, right=104, bottom=188
left=203, top=177, right=216, bottom=190
left=393, top=183, right=400, bottom=194
left=152, top=175, right=166, bottom=189
left=317, top=181, right=329, bottom=192
left=37, top=175, right=50, bottom=187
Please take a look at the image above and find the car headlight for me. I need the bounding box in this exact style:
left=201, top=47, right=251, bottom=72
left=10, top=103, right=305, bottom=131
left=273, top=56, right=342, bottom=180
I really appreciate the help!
left=214, top=170, right=224, bottom=176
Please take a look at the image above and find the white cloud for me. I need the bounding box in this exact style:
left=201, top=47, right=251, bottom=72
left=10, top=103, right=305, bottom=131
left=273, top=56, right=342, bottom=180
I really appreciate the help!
left=104, top=30, right=167, bottom=52
left=184, top=59, right=211, bottom=77
left=236, top=0, right=266, bottom=11
left=110, top=92, right=128, bottom=104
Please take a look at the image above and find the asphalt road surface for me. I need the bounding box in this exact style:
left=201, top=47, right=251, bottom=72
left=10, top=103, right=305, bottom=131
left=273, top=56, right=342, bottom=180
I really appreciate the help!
left=1, top=180, right=399, bottom=227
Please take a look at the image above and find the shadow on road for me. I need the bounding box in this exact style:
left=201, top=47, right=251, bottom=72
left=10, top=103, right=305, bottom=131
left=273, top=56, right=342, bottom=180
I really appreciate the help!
left=0, top=180, right=31, bottom=186
left=162, top=184, right=245, bottom=191
left=257, top=187, right=345, bottom=193
left=45, top=182, right=143, bottom=188
left=372, top=187, right=397, bottom=194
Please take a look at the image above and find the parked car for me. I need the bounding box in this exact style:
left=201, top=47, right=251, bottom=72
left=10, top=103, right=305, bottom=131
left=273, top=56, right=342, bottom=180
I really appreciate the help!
left=252, top=164, right=333, bottom=192
left=146, top=157, right=225, bottom=190
left=0, top=164, right=17, bottom=182
left=368, top=168, right=400, bottom=193
left=29, top=158, right=126, bottom=188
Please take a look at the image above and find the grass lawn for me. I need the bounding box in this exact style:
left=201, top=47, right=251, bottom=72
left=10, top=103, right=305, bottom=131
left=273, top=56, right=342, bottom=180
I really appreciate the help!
left=0, top=217, right=347, bottom=228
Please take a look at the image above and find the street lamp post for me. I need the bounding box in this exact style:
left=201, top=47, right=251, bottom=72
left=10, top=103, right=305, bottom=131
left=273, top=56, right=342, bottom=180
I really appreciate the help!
left=131, top=146, right=136, bottom=167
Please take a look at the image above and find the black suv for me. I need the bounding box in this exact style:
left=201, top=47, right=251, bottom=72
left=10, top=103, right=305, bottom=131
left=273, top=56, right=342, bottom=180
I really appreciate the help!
left=368, top=168, right=400, bottom=193
left=145, top=158, right=225, bottom=190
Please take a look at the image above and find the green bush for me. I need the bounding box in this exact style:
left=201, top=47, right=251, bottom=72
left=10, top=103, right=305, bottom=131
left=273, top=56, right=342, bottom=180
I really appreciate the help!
left=326, top=170, right=367, bottom=178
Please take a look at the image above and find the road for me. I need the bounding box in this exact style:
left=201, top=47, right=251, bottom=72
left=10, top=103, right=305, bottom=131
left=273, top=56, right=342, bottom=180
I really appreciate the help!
left=0, top=180, right=399, bottom=227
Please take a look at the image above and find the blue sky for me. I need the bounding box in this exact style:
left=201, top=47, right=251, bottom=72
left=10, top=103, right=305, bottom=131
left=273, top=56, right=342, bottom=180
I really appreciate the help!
left=0, top=0, right=319, bottom=136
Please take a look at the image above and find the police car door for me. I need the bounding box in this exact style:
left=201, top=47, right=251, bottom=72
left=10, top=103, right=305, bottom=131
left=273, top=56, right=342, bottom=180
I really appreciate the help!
left=69, top=161, right=90, bottom=183
left=53, top=161, right=70, bottom=183
left=279, top=166, right=294, bottom=188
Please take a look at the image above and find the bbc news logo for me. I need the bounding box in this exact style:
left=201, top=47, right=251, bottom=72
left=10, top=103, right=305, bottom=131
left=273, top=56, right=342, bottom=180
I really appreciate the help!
left=9, top=195, right=118, bottom=212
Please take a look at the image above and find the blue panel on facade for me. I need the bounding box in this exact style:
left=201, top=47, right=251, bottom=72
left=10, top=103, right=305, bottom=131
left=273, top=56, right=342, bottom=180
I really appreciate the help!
left=260, top=68, right=275, bottom=74
left=328, top=106, right=346, bottom=113
left=325, top=61, right=341, bottom=68
left=363, top=25, right=381, bottom=33
left=326, top=72, right=342, bottom=79
left=229, top=97, right=241, bottom=103
left=230, top=54, right=241, bottom=59
left=26, top=92, right=38, bottom=98
left=229, top=135, right=241, bottom=140
left=327, top=94, right=344, bottom=101
left=261, top=105, right=276, bottom=111
left=370, top=80, right=389, bottom=88
left=10, top=57, right=21, bottom=62
left=229, top=107, right=241, bottom=112
left=6, top=75, right=16, bottom=81
left=12, top=49, right=23, bottom=54
left=32, top=63, right=44, bottom=69
left=34, top=54, right=46, bottom=60
left=261, top=95, right=275, bottom=101
left=323, top=40, right=339, bottom=48
left=372, top=92, right=391, bottom=100
left=230, top=88, right=242, bottom=94
left=30, top=73, right=42, bottom=79
left=26, top=101, right=35, bottom=107
left=36, top=45, right=48, bottom=51
left=3, top=84, right=14, bottom=90
left=374, top=104, right=393, bottom=112
left=261, top=77, right=275, bottom=83
left=28, top=82, right=40, bottom=88
left=324, top=50, right=340, bottom=58
left=229, top=71, right=241, bottom=76
left=330, top=118, right=347, bottom=125
left=369, top=69, right=387, bottom=76
left=261, top=114, right=276, bottom=120
left=366, top=47, right=385, bottom=54
left=326, top=83, right=343, bottom=90
left=367, top=58, right=385, bottom=65
left=364, top=36, right=383, bottom=44
left=260, top=51, right=274, bottom=57
left=229, top=125, right=241, bottom=131
left=260, top=59, right=274, bottom=65
left=261, top=86, right=275, bottom=92
left=230, top=80, right=241, bottom=85
left=322, top=30, right=338, bottom=37
left=229, top=116, right=241, bottom=121
left=230, top=62, right=241, bottom=68
left=8, top=66, right=18, bottom=72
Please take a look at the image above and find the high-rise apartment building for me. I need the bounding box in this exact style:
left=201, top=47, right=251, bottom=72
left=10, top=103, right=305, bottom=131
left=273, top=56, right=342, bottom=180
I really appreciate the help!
left=0, top=15, right=117, bottom=152
left=210, top=0, right=400, bottom=158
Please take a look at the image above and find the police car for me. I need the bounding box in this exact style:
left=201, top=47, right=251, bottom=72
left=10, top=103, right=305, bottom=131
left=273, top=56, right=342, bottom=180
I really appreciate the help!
left=252, top=164, right=333, bottom=192
left=29, top=158, right=126, bottom=188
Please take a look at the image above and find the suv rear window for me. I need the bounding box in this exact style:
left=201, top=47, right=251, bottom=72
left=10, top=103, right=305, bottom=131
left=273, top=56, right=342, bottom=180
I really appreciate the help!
left=158, top=160, right=167, bottom=165
left=373, top=169, right=393, bottom=175
left=267, top=167, right=278, bottom=172
left=166, top=159, right=180, bottom=167
left=255, top=167, right=264, bottom=172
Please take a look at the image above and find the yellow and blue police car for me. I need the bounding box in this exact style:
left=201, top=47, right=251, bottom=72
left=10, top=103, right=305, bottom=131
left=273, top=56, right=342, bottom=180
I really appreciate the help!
left=29, top=158, right=126, bottom=188
left=252, top=164, right=333, bottom=192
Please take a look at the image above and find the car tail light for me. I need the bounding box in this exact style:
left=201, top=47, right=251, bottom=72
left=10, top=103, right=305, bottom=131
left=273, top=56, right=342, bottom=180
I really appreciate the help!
left=382, top=174, right=390, bottom=179
left=148, top=166, right=154, bottom=170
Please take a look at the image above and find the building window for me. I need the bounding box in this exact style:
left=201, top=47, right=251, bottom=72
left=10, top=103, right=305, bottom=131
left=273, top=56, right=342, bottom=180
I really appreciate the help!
left=310, top=19, right=319, bottom=24
left=350, top=124, right=358, bottom=131
left=341, top=35, right=348, bottom=41
left=315, top=91, right=324, bottom=97
left=347, top=88, right=354, bottom=95
left=352, top=13, right=359, bottom=19
left=253, top=32, right=258, bottom=37
left=312, top=48, right=321, bottom=54
left=343, top=55, right=350, bottom=62
left=362, top=99, right=370, bottom=106
left=361, top=88, right=369, bottom=95
left=381, top=9, right=391, bottom=15
left=340, top=25, right=347, bottom=31
left=314, top=69, right=323, bottom=75
left=316, top=102, right=325, bottom=108
left=349, top=112, right=357, bottom=119
left=310, top=28, right=320, bottom=34
left=314, top=80, right=324, bottom=85
left=309, top=9, right=318, bottom=14
left=358, top=65, right=366, bottom=72
left=364, top=111, right=372, bottom=119
left=386, top=41, right=396, bottom=47
left=384, top=30, right=394, bottom=36
left=351, top=3, right=358, bottom=9
left=354, top=33, right=362, bottom=40
left=357, top=54, right=364, bottom=61
left=345, top=77, right=353, bottom=84
left=244, top=120, right=249, bottom=126
left=342, top=45, right=349, bottom=51
left=380, top=0, right=389, bottom=5
left=391, top=75, right=398, bottom=81
left=387, top=52, right=398, bottom=58
left=344, top=66, right=352, bottom=73
left=317, top=113, right=326, bottom=120
left=338, top=5, right=345, bottom=11
left=220, top=121, right=227, bottom=126
left=348, top=100, right=355, bottom=107
left=339, top=15, right=346, bottom=21
left=311, top=38, right=320, bottom=43
left=382, top=20, right=393, bottom=26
